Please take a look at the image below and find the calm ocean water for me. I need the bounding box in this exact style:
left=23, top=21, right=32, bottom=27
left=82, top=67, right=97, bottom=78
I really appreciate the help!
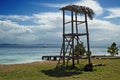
left=0, top=47, right=119, bottom=64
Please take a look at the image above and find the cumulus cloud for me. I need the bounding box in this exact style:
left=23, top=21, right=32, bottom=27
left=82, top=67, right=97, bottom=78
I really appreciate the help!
left=87, top=18, right=120, bottom=46
left=32, top=12, right=63, bottom=29
left=0, top=10, right=120, bottom=46
left=0, top=20, right=31, bottom=33
left=0, top=12, right=63, bottom=44
left=31, top=12, right=120, bottom=46
left=0, top=20, right=37, bottom=44
left=74, top=0, right=103, bottom=16
left=0, top=15, right=32, bottom=21
left=104, top=7, right=120, bottom=19
left=40, top=0, right=103, bottom=16
left=88, top=19, right=120, bottom=31
left=39, top=2, right=66, bottom=8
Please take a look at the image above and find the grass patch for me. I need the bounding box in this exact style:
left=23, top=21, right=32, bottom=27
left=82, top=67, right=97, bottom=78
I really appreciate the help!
left=0, top=59, right=120, bottom=80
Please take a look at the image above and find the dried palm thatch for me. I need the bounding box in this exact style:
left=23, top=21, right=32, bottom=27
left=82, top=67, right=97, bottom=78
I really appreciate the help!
left=60, top=5, right=94, bottom=20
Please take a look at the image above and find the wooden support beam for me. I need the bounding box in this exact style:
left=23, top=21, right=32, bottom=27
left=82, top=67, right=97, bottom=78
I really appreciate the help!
left=64, top=33, right=87, bottom=36
left=71, top=11, right=75, bottom=68
left=65, top=20, right=85, bottom=24
left=85, top=13, right=91, bottom=64
left=63, top=10, right=65, bottom=65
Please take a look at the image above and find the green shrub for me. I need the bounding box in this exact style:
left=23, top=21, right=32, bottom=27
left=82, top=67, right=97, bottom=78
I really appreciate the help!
left=74, top=42, right=86, bottom=56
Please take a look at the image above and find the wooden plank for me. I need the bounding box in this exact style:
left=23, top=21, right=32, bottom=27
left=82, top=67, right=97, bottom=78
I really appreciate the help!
left=64, top=33, right=87, bottom=36
left=64, top=20, right=85, bottom=24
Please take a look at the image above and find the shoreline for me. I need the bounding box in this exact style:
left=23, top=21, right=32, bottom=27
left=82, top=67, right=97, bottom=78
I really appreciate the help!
left=1, top=55, right=120, bottom=66
left=0, top=60, right=45, bottom=65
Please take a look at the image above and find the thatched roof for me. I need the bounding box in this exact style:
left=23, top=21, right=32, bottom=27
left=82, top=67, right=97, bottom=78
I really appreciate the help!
left=60, top=5, right=94, bottom=20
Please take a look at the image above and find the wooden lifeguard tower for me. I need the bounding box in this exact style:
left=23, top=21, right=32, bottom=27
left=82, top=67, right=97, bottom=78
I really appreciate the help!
left=57, top=5, right=94, bottom=68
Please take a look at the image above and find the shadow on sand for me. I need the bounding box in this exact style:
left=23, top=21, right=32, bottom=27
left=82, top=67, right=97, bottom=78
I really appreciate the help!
left=42, top=65, right=83, bottom=77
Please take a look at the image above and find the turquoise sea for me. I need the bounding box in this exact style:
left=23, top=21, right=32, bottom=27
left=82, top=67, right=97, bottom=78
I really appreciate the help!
left=0, top=47, right=119, bottom=64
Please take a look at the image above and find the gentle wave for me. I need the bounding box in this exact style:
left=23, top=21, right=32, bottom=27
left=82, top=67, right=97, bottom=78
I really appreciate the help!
left=0, top=47, right=119, bottom=64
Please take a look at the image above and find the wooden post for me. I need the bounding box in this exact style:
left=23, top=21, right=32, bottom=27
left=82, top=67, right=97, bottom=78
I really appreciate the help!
left=63, top=10, right=65, bottom=65
left=75, top=12, right=79, bottom=64
left=71, top=11, right=75, bottom=68
left=75, top=12, right=79, bottom=44
left=85, top=13, right=91, bottom=64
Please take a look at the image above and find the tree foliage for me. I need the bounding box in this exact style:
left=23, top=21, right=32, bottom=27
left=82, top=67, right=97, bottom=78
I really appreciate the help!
left=74, top=42, right=86, bottom=56
left=107, top=42, right=119, bottom=56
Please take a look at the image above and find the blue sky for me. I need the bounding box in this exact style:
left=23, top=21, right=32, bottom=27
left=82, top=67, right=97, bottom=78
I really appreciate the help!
left=0, top=0, right=120, bottom=47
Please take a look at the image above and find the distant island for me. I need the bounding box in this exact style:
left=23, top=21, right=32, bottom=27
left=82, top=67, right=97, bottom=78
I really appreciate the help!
left=0, top=44, right=61, bottom=48
left=0, top=43, right=119, bottom=48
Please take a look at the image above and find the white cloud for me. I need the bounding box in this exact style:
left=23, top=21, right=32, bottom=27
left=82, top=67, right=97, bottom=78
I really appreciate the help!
left=0, top=11, right=120, bottom=46
left=31, top=11, right=120, bottom=46
left=88, top=19, right=119, bottom=31
left=40, top=3, right=66, bottom=8
left=41, top=0, right=103, bottom=16
left=88, top=18, right=120, bottom=46
left=104, top=7, right=120, bottom=19
left=0, top=20, right=31, bottom=32
left=32, top=12, right=63, bottom=29
left=0, top=20, right=31, bottom=33
left=74, top=0, right=103, bottom=16
left=0, top=12, right=63, bottom=44
left=0, top=20, right=37, bottom=44
left=0, top=15, right=32, bottom=21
